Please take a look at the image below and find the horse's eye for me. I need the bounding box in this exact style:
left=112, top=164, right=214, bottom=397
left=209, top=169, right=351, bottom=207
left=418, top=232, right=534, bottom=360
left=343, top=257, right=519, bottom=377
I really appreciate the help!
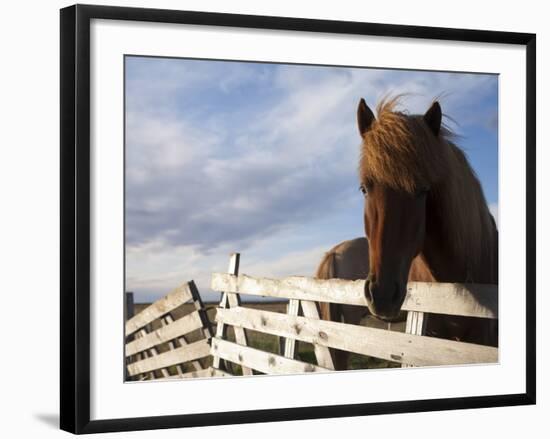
left=359, top=184, right=368, bottom=196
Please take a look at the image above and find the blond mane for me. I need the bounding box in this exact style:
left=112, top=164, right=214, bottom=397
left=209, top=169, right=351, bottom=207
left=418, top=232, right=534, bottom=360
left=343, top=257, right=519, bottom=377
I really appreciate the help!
left=359, top=96, right=497, bottom=281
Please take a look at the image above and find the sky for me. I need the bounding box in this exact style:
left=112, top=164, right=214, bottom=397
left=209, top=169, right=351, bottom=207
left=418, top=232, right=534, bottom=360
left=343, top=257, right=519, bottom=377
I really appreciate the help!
left=125, top=56, right=498, bottom=303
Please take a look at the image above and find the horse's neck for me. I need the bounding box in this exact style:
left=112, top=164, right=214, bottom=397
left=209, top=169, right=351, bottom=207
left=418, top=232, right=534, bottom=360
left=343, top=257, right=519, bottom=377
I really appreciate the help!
left=419, top=229, right=466, bottom=282
left=409, top=240, right=466, bottom=283
left=409, top=255, right=437, bottom=282
left=412, top=194, right=497, bottom=284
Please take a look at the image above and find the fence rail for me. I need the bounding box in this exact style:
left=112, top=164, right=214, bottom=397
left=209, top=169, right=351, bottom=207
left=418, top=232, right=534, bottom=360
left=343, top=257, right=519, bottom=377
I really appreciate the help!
left=210, top=269, right=498, bottom=374
left=215, top=306, right=497, bottom=367
left=211, top=273, right=498, bottom=319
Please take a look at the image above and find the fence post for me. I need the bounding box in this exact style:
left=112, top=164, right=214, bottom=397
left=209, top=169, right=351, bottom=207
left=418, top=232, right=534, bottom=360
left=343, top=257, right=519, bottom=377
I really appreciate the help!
left=125, top=291, right=149, bottom=380
left=125, top=292, right=135, bottom=323
left=124, top=292, right=135, bottom=381
left=283, top=299, right=300, bottom=359
left=300, top=300, right=335, bottom=370
left=160, top=314, right=186, bottom=376
left=402, top=311, right=426, bottom=368
left=213, top=253, right=253, bottom=375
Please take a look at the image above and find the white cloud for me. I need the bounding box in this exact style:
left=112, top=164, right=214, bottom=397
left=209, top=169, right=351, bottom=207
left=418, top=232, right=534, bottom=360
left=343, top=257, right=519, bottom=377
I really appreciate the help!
left=125, top=111, right=219, bottom=183
left=126, top=235, right=337, bottom=303
left=242, top=245, right=329, bottom=279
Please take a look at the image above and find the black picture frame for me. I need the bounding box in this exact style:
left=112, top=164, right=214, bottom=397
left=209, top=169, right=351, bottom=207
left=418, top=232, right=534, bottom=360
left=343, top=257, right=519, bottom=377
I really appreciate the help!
left=60, top=4, right=536, bottom=434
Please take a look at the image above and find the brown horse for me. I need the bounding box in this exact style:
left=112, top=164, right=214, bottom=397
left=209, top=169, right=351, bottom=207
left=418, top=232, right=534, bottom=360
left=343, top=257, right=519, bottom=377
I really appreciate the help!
left=316, top=238, right=407, bottom=370
left=357, top=96, right=498, bottom=346
left=315, top=238, right=370, bottom=370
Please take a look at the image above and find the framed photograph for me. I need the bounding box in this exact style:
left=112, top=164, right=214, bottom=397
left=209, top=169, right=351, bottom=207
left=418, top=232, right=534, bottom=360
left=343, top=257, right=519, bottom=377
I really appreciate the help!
left=60, top=4, right=536, bottom=434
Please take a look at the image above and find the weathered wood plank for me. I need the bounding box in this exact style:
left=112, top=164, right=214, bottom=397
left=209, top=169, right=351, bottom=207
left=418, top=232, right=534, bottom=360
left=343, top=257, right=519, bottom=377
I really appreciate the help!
left=402, top=311, right=426, bottom=368
left=213, top=253, right=239, bottom=371
left=132, top=327, right=148, bottom=380
left=406, top=311, right=426, bottom=336
left=216, top=307, right=498, bottom=366
left=219, top=252, right=239, bottom=305
left=161, top=315, right=184, bottom=376
left=212, top=254, right=253, bottom=375
left=211, top=338, right=330, bottom=375
left=163, top=314, right=203, bottom=372
left=125, top=283, right=193, bottom=335
left=144, top=331, right=170, bottom=379
left=188, top=281, right=213, bottom=339
left=300, top=300, right=335, bottom=370
left=127, top=339, right=211, bottom=377
left=403, top=282, right=497, bottom=319
left=212, top=273, right=367, bottom=306
left=213, top=305, right=228, bottom=370
left=283, top=299, right=300, bottom=359
left=125, top=311, right=204, bottom=356
left=211, top=274, right=498, bottom=319
left=135, top=329, right=168, bottom=379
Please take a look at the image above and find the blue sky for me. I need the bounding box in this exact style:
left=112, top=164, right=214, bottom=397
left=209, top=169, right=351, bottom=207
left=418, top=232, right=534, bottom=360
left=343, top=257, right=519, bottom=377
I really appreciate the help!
left=125, top=56, right=498, bottom=303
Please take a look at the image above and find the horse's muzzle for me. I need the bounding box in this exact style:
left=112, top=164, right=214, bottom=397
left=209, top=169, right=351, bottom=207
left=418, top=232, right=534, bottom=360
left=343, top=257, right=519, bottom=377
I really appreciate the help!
left=364, top=277, right=404, bottom=321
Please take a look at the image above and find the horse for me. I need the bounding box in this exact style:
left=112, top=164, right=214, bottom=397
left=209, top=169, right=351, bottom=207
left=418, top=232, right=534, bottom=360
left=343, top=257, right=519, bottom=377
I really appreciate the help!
left=315, top=238, right=407, bottom=370
left=356, top=96, right=498, bottom=347
left=315, top=238, right=370, bottom=370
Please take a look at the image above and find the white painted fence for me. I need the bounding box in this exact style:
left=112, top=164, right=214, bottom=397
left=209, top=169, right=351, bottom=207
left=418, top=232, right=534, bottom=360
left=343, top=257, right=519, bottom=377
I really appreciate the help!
left=124, top=254, right=498, bottom=379
left=124, top=281, right=228, bottom=380
left=209, top=263, right=498, bottom=375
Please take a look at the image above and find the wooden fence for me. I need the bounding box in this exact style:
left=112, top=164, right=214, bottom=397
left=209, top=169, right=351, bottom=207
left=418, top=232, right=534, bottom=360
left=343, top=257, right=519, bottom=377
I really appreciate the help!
left=124, top=253, right=498, bottom=379
left=210, top=268, right=498, bottom=375
left=125, top=280, right=229, bottom=381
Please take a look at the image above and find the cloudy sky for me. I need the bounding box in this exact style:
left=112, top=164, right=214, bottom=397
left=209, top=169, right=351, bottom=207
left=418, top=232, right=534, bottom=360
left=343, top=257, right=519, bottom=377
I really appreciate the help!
left=125, top=56, right=498, bottom=303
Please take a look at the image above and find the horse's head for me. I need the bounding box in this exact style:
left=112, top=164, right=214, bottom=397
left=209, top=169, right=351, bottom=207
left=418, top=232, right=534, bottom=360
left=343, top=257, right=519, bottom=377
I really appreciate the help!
left=357, top=97, right=444, bottom=320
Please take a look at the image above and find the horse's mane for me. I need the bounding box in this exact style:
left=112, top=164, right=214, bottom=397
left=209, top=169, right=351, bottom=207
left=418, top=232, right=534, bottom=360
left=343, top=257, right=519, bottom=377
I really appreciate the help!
left=359, top=96, right=497, bottom=280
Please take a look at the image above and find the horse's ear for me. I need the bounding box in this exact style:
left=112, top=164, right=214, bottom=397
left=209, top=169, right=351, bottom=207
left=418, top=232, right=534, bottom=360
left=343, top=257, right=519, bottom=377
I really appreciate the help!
left=357, top=98, right=376, bottom=137
left=424, top=101, right=442, bottom=136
